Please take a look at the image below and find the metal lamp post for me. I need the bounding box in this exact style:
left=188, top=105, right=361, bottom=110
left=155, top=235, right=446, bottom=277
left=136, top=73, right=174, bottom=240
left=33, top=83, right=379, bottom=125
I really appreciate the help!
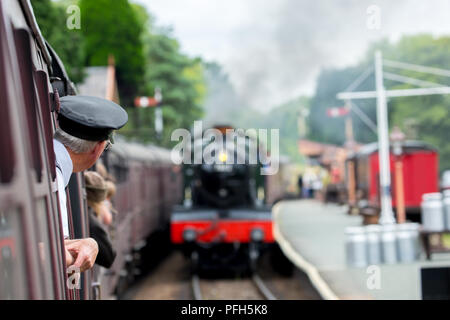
left=375, top=51, right=396, bottom=225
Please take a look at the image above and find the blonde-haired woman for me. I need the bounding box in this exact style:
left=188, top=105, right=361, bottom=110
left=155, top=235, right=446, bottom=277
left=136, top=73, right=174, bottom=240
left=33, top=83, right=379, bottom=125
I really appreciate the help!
left=85, top=171, right=113, bottom=226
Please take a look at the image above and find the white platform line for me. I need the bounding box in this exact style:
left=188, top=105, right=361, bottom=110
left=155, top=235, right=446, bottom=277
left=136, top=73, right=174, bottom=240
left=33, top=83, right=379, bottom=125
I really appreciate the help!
left=272, top=202, right=340, bottom=300
left=192, top=275, right=203, bottom=300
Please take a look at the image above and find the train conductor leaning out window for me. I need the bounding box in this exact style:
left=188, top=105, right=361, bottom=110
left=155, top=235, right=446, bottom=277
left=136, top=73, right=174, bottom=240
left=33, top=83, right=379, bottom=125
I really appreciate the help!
left=53, top=95, right=128, bottom=272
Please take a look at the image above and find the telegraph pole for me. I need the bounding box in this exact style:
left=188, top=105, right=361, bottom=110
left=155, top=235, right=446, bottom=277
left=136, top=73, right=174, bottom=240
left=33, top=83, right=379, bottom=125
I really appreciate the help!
left=375, top=51, right=395, bottom=224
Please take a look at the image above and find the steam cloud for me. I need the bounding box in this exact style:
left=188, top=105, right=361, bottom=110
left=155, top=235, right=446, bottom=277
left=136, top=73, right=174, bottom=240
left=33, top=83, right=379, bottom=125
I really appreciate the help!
left=224, top=0, right=448, bottom=111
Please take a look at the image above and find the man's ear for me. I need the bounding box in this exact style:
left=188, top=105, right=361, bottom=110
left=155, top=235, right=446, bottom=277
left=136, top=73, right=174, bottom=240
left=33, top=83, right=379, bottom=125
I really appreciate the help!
left=92, top=141, right=105, bottom=156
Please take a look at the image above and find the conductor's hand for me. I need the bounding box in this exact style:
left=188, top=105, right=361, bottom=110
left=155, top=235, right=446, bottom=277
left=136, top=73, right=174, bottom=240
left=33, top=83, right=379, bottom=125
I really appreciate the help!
left=64, top=238, right=99, bottom=272
left=65, top=247, right=75, bottom=267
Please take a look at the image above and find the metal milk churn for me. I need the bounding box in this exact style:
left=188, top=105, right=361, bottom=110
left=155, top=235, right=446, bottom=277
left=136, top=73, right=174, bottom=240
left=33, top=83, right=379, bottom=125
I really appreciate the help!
left=380, top=224, right=397, bottom=264
left=365, top=224, right=382, bottom=265
left=421, top=193, right=445, bottom=232
left=443, top=190, right=450, bottom=230
left=396, top=223, right=420, bottom=263
left=345, top=226, right=367, bottom=267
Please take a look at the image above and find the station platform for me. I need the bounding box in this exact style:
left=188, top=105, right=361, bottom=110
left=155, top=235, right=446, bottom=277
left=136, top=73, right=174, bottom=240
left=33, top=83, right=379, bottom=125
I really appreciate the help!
left=273, top=200, right=450, bottom=300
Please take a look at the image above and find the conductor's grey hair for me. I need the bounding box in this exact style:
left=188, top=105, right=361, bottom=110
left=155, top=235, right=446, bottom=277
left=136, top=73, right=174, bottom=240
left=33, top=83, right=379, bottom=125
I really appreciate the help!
left=54, top=128, right=98, bottom=153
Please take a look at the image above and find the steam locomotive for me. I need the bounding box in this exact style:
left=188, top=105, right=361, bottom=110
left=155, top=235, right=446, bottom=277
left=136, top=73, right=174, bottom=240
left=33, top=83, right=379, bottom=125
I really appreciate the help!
left=170, top=126, right=293, bottom=274
left=0, top=0, right=182, bottom=299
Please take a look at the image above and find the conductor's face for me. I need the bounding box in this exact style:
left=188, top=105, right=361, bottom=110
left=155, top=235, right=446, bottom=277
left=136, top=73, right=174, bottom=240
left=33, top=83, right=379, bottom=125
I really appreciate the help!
left=72, top=140, right=108, bottom=172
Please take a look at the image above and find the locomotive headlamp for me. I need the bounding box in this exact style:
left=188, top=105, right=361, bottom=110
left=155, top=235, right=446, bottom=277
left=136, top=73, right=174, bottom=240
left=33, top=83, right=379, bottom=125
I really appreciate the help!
left=183, top=228, right=197, bottom=242
left=218, top=151, right=228, bottom=163
left=250, top=228, right=264, bottom=242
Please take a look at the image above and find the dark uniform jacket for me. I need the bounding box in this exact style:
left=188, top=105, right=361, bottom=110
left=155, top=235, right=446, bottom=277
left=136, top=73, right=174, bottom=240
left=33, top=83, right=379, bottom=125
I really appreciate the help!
left=88, top=210, right=116, bottom=268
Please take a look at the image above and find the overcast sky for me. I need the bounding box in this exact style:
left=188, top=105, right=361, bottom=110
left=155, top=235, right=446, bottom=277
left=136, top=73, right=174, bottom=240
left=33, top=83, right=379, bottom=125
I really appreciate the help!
left=135, top=0, right=450, bottom=111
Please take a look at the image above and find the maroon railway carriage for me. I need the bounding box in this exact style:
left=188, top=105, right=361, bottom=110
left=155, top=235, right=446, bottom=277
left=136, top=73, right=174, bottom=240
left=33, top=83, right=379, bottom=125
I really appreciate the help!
left=349, top=141, right=439, bottom=222
left=0, top=0, right=80, bottom=299
left=101, top=141, right=183, bottom=298
left=0, top=0, right=183, bottom=300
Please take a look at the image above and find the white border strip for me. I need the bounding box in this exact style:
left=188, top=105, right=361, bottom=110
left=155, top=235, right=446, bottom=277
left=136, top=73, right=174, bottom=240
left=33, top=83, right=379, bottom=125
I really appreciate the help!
left=272, top=202, right=340, bottom=300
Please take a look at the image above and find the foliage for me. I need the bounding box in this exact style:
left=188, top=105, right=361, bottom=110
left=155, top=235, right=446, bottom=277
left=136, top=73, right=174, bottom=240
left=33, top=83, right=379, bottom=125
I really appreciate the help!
left=32, top=0, right=207, bottom=147
left=377, top=35, right=450, bottom=172
left=308, top=34, right=450, bottom=171
left=308, top=65, right=377, bottom=145
left=79, top=0, right=146, bottom=107
left=32, top=0, right=85, bottom=83
left=261, top=97, right=310, bottom=163
left=119, top=6, right=206, bottom=146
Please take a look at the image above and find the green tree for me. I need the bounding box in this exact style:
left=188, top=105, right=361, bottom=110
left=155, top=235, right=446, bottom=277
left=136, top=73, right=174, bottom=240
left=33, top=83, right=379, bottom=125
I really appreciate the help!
left=119, top=7, right=206, bottom=146
left=79, top=0, right=145, bottom=106
left=32, top=0, right=85, bottom=83
left=308, top=63, right=380, bottom=146
left=379, top=35, right=450, bottom=172
left=260, top=97, right=310, bottom=163
left=144, top=29, right=205, bottom=145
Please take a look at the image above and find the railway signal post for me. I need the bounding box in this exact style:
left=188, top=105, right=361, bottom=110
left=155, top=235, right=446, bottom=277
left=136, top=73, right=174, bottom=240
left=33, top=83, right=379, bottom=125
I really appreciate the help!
left=134, top=87, right=164, bottom=141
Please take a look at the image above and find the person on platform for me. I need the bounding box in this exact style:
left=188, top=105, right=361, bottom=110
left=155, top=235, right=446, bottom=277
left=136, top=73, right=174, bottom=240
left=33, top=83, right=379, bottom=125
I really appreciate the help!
left=297, top=175, right=303, bottom=198
left=53, top=95, right=127, bottom=272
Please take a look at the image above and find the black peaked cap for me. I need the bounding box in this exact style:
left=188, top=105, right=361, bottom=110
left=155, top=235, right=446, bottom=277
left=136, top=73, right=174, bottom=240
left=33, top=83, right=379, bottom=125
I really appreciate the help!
left=58, top=95, right=128, bottom=142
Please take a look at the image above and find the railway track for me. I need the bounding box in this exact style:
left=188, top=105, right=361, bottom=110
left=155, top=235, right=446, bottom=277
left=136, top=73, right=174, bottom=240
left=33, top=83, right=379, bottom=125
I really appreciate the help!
left=251, top=274, right=277, bottom=300
left=128, top=252, right=321, bottom=300
left=191, top=274, right=277, bottom=300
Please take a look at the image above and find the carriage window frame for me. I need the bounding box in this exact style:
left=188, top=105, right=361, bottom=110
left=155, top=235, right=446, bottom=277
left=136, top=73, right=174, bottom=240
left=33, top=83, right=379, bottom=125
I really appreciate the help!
left=0, top=207, right=28, bottom=299
left=13, top=28, right=44, bottom=183
left=34, top=198, right=55, bottom=299
left=0, top=23, right=15, bottom=184
left=34, top=70, right=56, bottom=181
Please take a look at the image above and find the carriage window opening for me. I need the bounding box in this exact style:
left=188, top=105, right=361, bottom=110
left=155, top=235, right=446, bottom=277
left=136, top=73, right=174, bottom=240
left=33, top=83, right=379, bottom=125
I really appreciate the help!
left=35, top=198, right=55, bottom=299
left=34, top=70, right=56, bottom=181
left=0, top=207, right=28, bottom=299
left=13, top=28, right=43, bottom=183
left=0, top=39, right=15, bottom=184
